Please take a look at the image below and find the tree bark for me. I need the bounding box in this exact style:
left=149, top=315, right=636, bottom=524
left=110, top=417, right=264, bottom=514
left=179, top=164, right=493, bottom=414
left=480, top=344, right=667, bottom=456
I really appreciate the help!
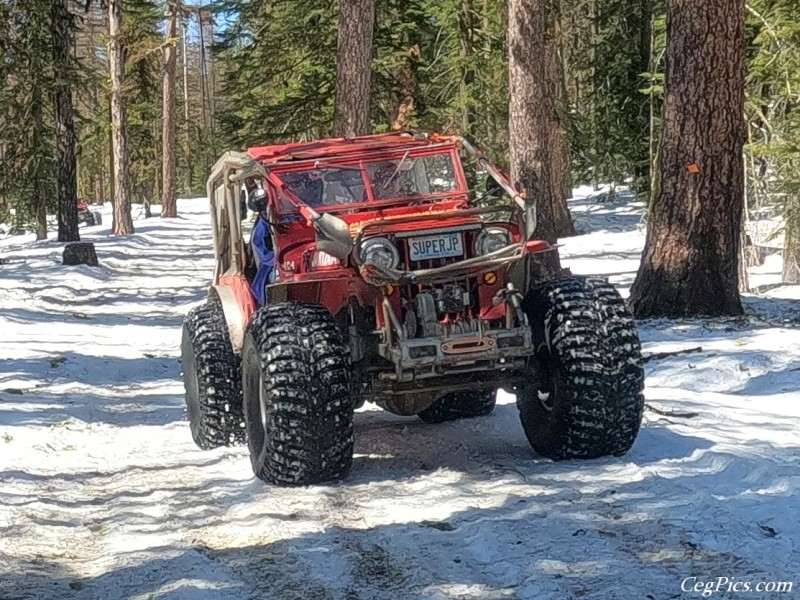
left=31, top=45, right=48, bottom=241
left=545, top=0, right=576, bottom=237
left=161, top=1, right=178, bottom=218
left=629, top=0, right=745, bottom=317
left=109, top=0, right=135, bottom=235
left=509, top=0, right=563, bottom=282
left=390, top=47, right=419, bottom=131
left=333, top=0, right=376, bottom=138
left=181, top=15, right=192, bottom=192
left=52, top=0, right=80, bottom=242
left=738, top=204, right=749, bottom=293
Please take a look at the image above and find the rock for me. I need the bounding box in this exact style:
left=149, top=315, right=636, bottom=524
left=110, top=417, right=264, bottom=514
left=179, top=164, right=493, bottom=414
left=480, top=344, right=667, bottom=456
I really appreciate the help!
left=421, top=520, right=456, bottom=532
left=63, top=242, right=98, bottom=267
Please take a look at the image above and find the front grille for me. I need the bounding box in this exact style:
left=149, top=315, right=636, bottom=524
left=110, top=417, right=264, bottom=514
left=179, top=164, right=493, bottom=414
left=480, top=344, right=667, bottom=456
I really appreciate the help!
left=393, top=229, right=480, bottom=325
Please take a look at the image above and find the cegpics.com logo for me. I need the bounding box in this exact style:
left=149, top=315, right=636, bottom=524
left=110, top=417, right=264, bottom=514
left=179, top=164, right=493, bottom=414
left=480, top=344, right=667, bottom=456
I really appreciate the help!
left=682, top=577, right=794, bottom=597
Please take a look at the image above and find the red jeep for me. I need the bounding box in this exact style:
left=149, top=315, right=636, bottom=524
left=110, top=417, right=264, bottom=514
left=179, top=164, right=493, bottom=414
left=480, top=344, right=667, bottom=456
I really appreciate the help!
left=77, top=199, right=102, bottom=227
left=181, top=132, right=644, bottom=485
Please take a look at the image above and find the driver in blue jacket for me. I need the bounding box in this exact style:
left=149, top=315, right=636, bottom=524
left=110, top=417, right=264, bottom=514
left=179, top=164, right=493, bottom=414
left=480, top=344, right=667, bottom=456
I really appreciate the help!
left=244, top=179, right=275, bottom=306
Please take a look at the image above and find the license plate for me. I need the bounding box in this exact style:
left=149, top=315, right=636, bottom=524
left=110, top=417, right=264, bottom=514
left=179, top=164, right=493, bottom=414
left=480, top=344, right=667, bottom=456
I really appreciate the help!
left=408, top=233, right=464, bottom=261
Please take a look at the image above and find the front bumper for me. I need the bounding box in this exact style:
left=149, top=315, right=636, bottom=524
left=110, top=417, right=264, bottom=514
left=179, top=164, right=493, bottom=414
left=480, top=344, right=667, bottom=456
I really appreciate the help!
left=379, top=326, right=534, bottom=382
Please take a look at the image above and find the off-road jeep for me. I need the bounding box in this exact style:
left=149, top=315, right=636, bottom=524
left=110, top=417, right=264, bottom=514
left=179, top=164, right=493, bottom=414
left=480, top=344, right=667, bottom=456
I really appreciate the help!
left=181, top=131, right=645, bottom=485
left=77, top=200, right=102, bottom=227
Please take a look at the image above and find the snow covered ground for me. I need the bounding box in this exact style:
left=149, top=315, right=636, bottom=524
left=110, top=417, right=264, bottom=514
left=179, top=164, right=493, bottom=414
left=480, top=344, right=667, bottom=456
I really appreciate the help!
left=1, top=192, right=798, bottom=600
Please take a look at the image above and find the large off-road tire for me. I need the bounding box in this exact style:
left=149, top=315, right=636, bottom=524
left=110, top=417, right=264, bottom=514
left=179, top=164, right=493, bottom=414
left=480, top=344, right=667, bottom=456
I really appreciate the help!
left=417, top=390, right=497, bottom=424
left=241, top=303, right=354, bottom=486
left=180, top=297, right=245, bottom=449
left=517, top=276, right=644, bottom=459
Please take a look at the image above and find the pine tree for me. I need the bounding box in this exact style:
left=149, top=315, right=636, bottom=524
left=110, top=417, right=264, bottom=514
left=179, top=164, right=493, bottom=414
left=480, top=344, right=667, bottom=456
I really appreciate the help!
left=508, top=0, right=563, bottom=279
left=216, top=0, right=339, bottom=145
left=0, top=0, right=56, bottom=239
left=333, top=0, right=376, bottom=137
left=125, top=0, right=164, bottom=209
left=545, top=0, right=576, bottom=236
left=109, top=0, right=134, bottom=234
left=629, top=0, right=746, bottom=317
left=52, top=0, right=81, bottom=241
left=416, top=0, right=509, bottom=157
left=370, top=0, right=431, bottom=131
left=745, top=0, right=800, bottom=284
left=74, top=2, right=110, bottom=204
left=161, top=0, right=179, bottom=218
left=563, top=0, right=655, bottom=194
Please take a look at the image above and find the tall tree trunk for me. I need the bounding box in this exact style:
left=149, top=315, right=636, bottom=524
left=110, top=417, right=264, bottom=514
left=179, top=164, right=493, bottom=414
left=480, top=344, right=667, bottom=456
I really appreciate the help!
left=198, top=11, right=209, bottom=135
left=32, top=92, right=47, bottom=241
left=640, top=0, right=656, bottom=195
left=333, top=0, right=376, bottom=138
left=52, top=0, right=80, bottom=242
left=390, top=47, right=419, bottom=131
left=509, top=0, right=563, bottom=282
left=108, top=95, right=115, bottom=207
left=161, top=1, right=178, bottom=218
left=783, top=198, right=800, bottom=283
left=109, top=0, right=134, bottom=235
left=648, top=8, right=659, bottom=202
left=201, top=10, right=217, bottom=157
left=629, top=0, right=745, bottom=317
left=95, top=175, right=103, bottom=205
left=34, top=184, right=47, bottom=241
left=181, top=15, right=192, bottom=193
left=738, top=200, right=749, bottom=292
left=31, top=43, right=47, bottom=241
left=545, top=0, right=576, bottom=237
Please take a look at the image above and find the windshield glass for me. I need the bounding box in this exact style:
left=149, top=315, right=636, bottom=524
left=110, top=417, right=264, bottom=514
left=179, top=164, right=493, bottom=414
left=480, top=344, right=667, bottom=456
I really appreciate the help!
left=274, top=152, right=460, bottom=212
left=367, top=154, right=458, bottom=200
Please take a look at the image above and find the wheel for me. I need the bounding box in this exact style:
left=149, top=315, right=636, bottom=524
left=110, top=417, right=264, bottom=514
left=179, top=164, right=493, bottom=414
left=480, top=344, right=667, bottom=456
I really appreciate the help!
left=516, top=276, right=644, bottom=459
left=417, top=390, right=497, bottom=424
left=180, top=297, right=246, bottom=449
left=241, top=303, right=354, bottom=485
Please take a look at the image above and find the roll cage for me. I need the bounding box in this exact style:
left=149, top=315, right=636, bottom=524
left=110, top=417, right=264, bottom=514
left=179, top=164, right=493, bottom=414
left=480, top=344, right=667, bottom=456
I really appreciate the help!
left=206, top=132, right=538, bottom=286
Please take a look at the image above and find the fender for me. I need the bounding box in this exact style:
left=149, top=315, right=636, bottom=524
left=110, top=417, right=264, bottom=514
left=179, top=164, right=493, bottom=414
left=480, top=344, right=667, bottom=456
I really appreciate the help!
left=210, top=282, right=252, bottom=355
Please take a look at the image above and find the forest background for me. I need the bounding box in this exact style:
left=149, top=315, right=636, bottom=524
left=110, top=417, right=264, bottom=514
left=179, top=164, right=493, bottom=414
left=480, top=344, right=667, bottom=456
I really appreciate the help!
left=1, top=0, right=797, bottom=293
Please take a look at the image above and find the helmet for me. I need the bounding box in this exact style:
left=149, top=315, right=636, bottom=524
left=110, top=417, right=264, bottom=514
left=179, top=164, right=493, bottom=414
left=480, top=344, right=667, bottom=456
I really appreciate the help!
left=247, top=188, right=267, bottom=214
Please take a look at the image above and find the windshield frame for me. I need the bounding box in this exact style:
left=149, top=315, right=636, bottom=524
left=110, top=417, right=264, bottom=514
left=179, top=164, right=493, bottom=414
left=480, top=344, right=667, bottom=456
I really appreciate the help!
left=268, top=147, right=468, bottom=216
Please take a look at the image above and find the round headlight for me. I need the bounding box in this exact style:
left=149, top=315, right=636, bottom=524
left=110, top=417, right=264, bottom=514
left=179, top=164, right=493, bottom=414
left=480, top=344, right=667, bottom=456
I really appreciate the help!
left=360, top=237, right=400, bottom=269
left=475, top=227, right=511, bottom=256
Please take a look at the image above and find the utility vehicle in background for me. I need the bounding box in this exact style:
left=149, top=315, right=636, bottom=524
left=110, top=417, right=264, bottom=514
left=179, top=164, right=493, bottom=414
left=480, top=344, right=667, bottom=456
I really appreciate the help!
left=77, top=200, right=102, bottom=227
left=180, top=131, right=645, bottom=485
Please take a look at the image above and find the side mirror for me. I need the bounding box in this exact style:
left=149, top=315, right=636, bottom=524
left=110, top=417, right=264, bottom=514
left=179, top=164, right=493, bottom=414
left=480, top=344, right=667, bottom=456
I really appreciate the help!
left=314, top=212, right=353, bottom=260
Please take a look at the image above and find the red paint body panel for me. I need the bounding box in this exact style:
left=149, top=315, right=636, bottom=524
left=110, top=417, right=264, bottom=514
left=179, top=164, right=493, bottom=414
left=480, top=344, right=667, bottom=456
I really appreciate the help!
left=218, top=132, right=547, bottom=327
